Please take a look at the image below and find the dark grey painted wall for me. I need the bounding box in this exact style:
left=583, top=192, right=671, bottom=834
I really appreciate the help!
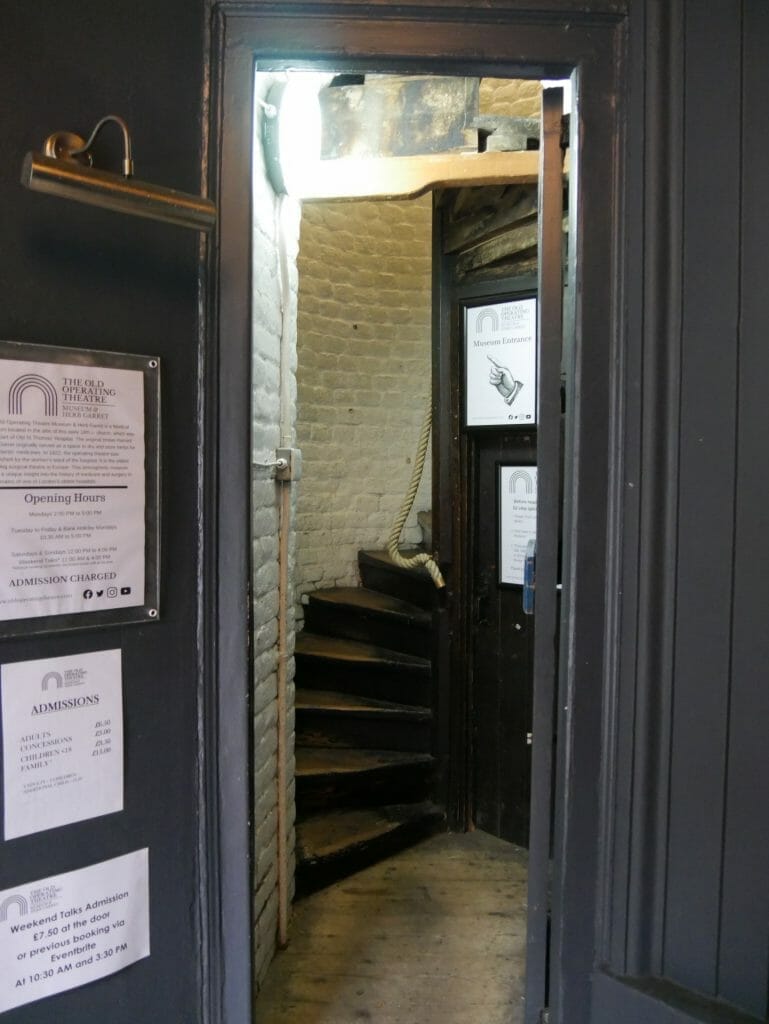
left=666, top=3, right=769, bottom=1012
left=603, top=2, right=769, bottom=1020
left=0, top=2, right=207, bottom=1021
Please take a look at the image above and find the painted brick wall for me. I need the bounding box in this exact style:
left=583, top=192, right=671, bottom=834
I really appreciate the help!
left=295, top=195, right=434, bottom=609
left=480, top=77, right=541, bottom=118
left=294, top=79, right=540, bottom=612
left=251, top=77, right=299, bottom=990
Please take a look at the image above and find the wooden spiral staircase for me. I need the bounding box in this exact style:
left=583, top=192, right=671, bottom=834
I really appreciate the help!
left=294, top=546, right=444, bottom=894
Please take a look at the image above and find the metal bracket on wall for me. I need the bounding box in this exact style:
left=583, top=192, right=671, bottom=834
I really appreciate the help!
left=253, top=448, right=302, bottom=481
left=275, top=447, right=301, bottom=482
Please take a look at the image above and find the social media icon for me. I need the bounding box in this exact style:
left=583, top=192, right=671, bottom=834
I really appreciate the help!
left=120, top=586, right=132, bottom=596
left=96, top=590, right=104, bottom=597
left=83, top=589, right=93, bottom=599
left=107, top=587, right=118, bottom=598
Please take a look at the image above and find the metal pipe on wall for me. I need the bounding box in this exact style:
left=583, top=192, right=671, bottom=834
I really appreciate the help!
left=274, top=193, right=299, bottom=948
left=276, top=474, right=291, bottom=948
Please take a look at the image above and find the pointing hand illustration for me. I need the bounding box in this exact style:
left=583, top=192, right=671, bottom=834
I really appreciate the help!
left=488, top=356, right=523, bottom=406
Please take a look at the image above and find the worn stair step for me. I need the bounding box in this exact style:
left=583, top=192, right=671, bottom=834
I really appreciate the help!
left=358, top=549, right=437, bottom=610
left=295, top=633, right=431, bottom=706
left=295, top=801, right=445, bottom=896
left=295, top=747, right=433, bottom=813
left=296, top=688, right=431, bottom=752
left=304, top=586, right=431, bottom=657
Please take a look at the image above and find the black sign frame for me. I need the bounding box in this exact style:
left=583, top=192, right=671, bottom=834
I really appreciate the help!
left=0, top=340, right=160, bottom=637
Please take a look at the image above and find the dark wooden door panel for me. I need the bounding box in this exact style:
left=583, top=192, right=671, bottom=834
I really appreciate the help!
left=472, top=431, right=535, bottom=845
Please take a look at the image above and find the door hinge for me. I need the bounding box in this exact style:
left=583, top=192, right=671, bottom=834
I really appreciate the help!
left=540, top=1009, right=550, bottom=1024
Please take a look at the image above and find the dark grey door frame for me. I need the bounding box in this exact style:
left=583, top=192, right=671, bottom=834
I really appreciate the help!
left=203, top=4, right=633, bottom=1023
left=201, top=12, right=258, bottom=1024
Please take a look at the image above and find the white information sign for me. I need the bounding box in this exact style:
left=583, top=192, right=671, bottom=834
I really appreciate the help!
left=0, top=849, right=149, bottom=1012
left=465, top=297, right=537, bottom=427
left=499, top=466, right=538, bottom=585
left=2, top=649, right=123, bottom=840
left=0, top=355, right=145, bottom=622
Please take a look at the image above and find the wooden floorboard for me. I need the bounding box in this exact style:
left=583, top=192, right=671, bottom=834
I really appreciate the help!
left=255, top=831, right=528, bottom=1024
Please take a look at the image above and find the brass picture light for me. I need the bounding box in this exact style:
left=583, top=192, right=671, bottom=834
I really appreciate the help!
left=21, top=114, right=216, bottom=232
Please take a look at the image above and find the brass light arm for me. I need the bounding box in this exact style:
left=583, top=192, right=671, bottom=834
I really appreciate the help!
left=67, top=114, right=134, bottom=177
left=23, top=113, right=215, bottom=232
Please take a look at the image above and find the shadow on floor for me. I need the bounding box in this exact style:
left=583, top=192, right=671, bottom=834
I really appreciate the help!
left=255, top=830, right=529, bottom=1024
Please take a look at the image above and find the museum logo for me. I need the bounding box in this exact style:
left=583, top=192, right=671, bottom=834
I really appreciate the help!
left=8, top=374, right=58, bottom=417
left=0, top=885, right=63, bottom=920
left=0, top=895, right=28, bottom=922
left=41, top=668, right=87, bottom=691
left=508, top=469, right=536, bottom=496
left=475, top=307, right=500, bottom=335
left=41, top=671, right=64, bottom=692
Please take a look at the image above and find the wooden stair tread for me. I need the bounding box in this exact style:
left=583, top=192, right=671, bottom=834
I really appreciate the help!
left=307, top=586, right=430, bottom=626
left=297, top=802, right=443, bottom=862
left=296, top=632, right=430, bottom=672
left=296, top=688, right=430, bottom=719
left=296, top=747, right=433, bottom=777
left=295, top=549, right=439, bottom=891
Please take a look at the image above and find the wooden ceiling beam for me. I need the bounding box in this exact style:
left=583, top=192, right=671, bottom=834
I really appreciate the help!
left=298, top=148, right=569, bottom=201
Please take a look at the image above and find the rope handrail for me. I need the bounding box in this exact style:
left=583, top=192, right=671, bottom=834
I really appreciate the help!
left=386, top=401, right=445, bottom=590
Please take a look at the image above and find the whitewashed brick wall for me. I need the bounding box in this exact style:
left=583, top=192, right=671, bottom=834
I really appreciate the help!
left=293, top=81, right=540, bottom=613
left=480, top=77, right=541, bottom=118
left=295, top=196, right=434, bottom=610
left=251, top=76, right=299, bottom=991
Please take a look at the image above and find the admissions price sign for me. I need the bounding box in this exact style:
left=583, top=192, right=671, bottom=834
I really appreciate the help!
left=1, top=649, right=124, bottom=840
left=0, top=342, right=160, bottom=635
left=0, top=849, right=149, bottom=1012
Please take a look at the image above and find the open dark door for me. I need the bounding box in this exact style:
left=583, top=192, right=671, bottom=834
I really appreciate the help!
left=432, top=84, right=565, bottom=1017
left=524, top=86, right=566, bottom=1024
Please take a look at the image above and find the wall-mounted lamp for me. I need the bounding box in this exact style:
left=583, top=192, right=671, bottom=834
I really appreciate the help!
left=21, top=115, right=216, bottom=232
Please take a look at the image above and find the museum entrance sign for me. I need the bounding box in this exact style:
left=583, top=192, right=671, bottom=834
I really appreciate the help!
left=0, top=342, right=160, bottom=636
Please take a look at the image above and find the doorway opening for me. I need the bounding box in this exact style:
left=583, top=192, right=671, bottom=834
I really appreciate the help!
left=249, top=66, right=572, bottom=1024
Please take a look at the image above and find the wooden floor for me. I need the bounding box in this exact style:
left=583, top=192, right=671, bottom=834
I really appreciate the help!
left=255, top=830, right=529, bottom=1024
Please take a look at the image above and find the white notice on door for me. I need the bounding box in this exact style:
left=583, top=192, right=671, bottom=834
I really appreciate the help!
left=2, top=649, right=123, bottom=840
left=0, top=849, right=149, bottom=1012
left=499, top=466, right=538, bottom=585
left=0, top=357, right=145, bottom=621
